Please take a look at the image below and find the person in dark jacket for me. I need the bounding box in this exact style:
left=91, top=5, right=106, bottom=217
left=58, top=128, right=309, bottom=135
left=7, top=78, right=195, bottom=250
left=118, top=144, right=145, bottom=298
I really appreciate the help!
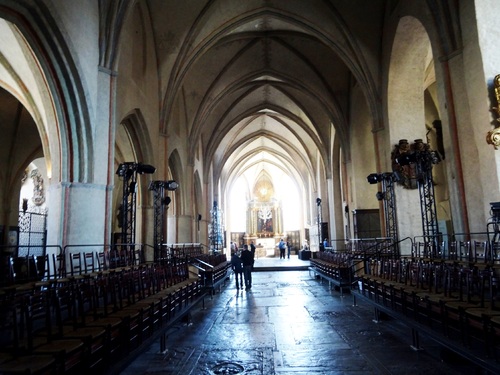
left=240, top=244, right=254, bottom=290
left=250, top=241, right=256, bottom=255
left=230, top=250, right=243, bottom=289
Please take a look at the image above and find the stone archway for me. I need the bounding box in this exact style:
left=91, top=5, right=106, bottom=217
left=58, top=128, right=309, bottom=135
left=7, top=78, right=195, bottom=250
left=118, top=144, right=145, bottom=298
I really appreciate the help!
left=387, top=16, right=435, bottom=248
left=114, top=110, right=156, bottom=245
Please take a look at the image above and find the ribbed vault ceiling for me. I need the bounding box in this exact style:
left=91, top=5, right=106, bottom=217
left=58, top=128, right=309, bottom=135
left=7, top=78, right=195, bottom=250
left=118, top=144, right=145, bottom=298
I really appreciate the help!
left=152, top=0, right=381, bottom=197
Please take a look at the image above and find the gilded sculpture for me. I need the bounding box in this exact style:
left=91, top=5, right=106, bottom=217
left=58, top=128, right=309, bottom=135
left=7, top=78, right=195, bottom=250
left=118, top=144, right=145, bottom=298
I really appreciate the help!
left=487, top=74, right=500, bottom=149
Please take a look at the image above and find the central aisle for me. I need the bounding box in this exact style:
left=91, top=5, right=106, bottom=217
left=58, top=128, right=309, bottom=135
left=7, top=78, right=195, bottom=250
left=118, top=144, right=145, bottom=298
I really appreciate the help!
left=120, top=271, right=474, bottom=374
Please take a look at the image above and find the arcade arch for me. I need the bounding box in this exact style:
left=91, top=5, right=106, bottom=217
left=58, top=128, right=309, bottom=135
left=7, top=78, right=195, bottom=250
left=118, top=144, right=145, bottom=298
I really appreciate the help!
left=387, top=16, right=452, bottom=249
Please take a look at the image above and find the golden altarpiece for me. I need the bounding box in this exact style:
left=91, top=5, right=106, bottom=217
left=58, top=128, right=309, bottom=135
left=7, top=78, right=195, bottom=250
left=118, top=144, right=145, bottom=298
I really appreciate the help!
left=243, top=173, right=284, bottom=257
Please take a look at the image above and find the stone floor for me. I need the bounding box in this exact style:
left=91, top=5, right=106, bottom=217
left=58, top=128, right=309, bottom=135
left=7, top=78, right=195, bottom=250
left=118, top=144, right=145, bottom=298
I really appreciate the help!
left=119, top=258, right=484, bottom=375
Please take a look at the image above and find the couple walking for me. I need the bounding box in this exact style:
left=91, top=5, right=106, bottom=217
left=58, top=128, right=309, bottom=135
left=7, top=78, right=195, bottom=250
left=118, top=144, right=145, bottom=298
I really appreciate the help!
left=278, top=238, right=291, bottom=259
left=231, top=244, right=254, bottom=290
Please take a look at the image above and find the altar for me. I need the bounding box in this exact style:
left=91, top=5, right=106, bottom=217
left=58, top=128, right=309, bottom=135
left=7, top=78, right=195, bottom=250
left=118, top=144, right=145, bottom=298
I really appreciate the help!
left=255, top=237, right=277, bottom=258
left=242, top=176, right=284, bottom=258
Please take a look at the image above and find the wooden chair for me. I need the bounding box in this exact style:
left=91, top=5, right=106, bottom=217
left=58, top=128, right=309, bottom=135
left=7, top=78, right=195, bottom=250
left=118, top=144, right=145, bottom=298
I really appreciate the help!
left=12, top=255, right=38, bottom=284
left=458, top=241, right=471, bottom=262
left=448, top=241, right=458, bottom=261
left=52, top=252, right=67, bottom=279
left=32, top=254, right=52, bottom=291
left=442, top=265, right=484, bottom=342
left=35, top=254, right=49, bottom=281
left=49, top=252, right=70, bottom=289
left=0, top=296, right=57, bottom=375
left=83, top=251, right=102, bottom=279
left=132, top=249, right=143, bottom=267
left=96, top=251, right=109, bottom=272
left=106, top=274, right=147, bottom=354
left=69, top=252, right=85, bottom=281
left=53, top=285, right=108, bottom=371
left=23, top=290, right=85, bottom=373
left=83, top=252, right=96, bottom=274
left=491, top=241, right=500, bottom=264
left=473, top=240, right=488, bottom=264
left=414, top=261, right=459, bottom=330
left=463, top=268, right=500, bottom=354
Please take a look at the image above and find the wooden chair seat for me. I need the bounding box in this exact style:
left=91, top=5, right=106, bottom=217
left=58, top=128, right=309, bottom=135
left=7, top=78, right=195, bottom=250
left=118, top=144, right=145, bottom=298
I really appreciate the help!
left=59, top=326, right=108, bottom=370
left=59, top=325, right=107, bottom=340
left=30, top=336, right=84, bottom=352
left=399, top=285, right=426, bottom=295
left=108, top=307, right=141, bottom=320
left=444, top=300, right=481, bottom=311
left=464, top=306, right=500, bottom=319
left=0, top=354, right=56, bottom=374
left=85, top=316, right=124, bottom=364
left=420, top=292, right=458, bottom=304
left=489, top=315, right=500, bottom=327
left=381, top=280, right=406, bottom=290
left=87, top=316, right=123, bottom=330
left=0, top=353, right=12, bottom=365
left=32, top=338, right=84, bottom=373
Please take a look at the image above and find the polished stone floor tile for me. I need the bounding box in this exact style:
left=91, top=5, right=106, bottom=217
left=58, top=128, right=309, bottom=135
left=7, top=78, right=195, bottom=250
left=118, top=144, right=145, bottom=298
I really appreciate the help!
left=120, top=270, right=477, bottom=375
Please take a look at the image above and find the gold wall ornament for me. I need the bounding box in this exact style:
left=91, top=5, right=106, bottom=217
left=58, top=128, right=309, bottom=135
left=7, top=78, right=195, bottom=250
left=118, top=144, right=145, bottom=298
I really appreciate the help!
left=391, top=139, right=417, bottom=189
left=253, top=172, right=274, bottom=201
left=391, top=139, right=441, bottom=188
left=486, top=127, right=500, bottom=149
left=488, top=74, right=500, bottom=149
left=492, top=74, right=500, bottom=121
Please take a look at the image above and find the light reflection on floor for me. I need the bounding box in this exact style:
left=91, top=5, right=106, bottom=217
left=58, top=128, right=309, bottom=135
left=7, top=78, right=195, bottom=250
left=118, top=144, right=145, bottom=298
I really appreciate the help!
left=120, top=270, right=475, bottom=375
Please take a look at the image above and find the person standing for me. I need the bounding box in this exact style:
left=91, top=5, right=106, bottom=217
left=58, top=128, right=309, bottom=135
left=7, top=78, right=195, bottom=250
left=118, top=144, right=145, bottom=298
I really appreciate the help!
left=241, top=244, right=254, bottom=290
left=278, top=239, right=286, bottom=259
left=286, top=240, right=291, bottom=259
left=230, top=250, right=243, bottom=290
left=250, top=241, right=256, bottom=270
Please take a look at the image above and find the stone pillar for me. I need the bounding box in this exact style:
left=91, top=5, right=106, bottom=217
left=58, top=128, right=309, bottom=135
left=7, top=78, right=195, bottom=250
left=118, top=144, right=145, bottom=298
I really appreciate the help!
left=176, top=214, right=192, bottom=243
left=46, top=67, right=115, bottom=249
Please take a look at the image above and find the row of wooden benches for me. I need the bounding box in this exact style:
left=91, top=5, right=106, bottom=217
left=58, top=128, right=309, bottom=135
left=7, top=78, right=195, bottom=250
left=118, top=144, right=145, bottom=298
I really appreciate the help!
left=311, top=251, right=500, bottom=373
left=357, top=257, right=500, bottom=372
left=191, top=254, right=230, bottom=294
left=309, top=252, right=352, bottom=295
left=0, top=258, right=205, bottom=374
left=2, top=247, right=149, bottom=288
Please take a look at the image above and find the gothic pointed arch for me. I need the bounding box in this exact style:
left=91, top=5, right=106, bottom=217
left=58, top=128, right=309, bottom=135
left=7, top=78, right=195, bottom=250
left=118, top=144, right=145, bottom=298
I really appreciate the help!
left=0, top=1, right=93, bottom=183
left=168, top=150, right=183, bottom=217
left=113, top=109, right=156, bottom=243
